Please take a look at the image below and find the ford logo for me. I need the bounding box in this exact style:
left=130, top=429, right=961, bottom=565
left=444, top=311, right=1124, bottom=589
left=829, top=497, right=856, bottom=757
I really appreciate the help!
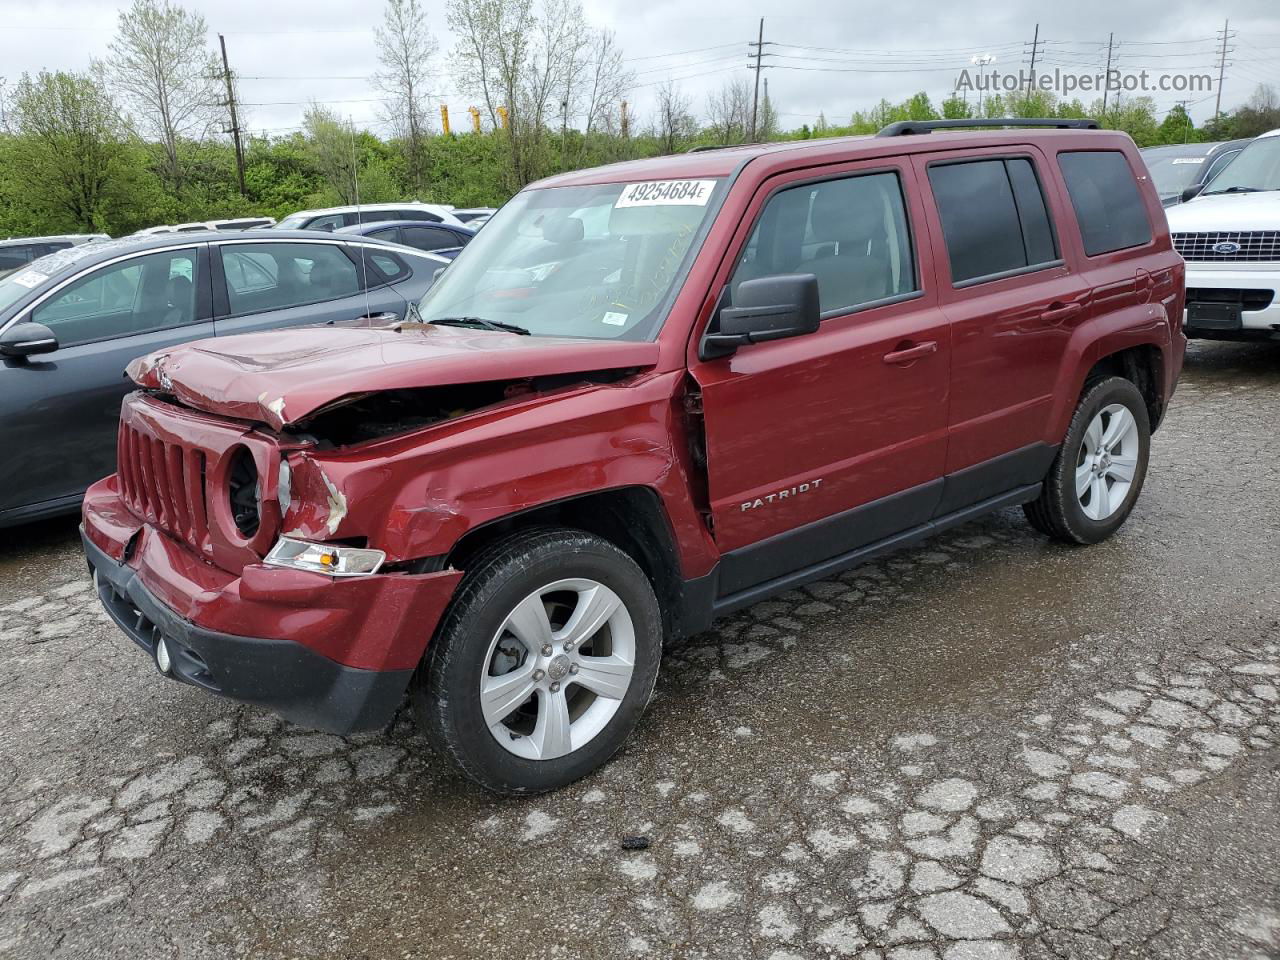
left=1213, top=241, right=1241, bottom=254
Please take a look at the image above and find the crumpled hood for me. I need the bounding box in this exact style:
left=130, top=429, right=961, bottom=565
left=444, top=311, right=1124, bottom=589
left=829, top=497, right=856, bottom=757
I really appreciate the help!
left=1165, top=190, right=1280, bottom=234
left=126, top=324, right=661, bottom=431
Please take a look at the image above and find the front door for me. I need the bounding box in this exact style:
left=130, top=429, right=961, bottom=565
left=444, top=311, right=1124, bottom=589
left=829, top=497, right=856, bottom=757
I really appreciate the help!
left=0, top=245, right=214, bottom=516
left=690, top=161, right=951, bottom=597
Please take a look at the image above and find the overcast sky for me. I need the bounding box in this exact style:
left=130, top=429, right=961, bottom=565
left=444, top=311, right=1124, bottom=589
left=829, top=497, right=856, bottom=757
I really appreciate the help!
left=1, top=0, right=1277, bottom=138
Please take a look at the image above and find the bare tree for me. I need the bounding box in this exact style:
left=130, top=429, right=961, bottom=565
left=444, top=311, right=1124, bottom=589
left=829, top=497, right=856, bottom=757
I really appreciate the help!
left=10, top=71, right=130, bottom=230
left=654, top=80, right=696, bottom=154
left=576, top=30, right=631, bottom=137
left=102, top=0, right=220, bottom=194
left=448, top=0, right=593, bottom=188
left=374, top=0, right=439, bottom=192
left=705, top=77, right=751, bottom=145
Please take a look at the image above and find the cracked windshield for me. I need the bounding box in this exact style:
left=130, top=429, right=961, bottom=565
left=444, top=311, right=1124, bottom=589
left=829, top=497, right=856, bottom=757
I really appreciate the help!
left=416, top=178, right=722, bottom=340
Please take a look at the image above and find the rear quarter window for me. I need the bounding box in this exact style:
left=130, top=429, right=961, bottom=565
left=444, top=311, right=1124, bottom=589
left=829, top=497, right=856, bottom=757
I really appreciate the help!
left=1057, top=151, right=1153, bottom=257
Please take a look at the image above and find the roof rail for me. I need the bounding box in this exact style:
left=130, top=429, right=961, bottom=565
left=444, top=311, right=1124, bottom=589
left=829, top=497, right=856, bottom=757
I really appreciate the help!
left=686, top=143, right=740, bottom=153
left=876, top=118, right=1100, bottom=137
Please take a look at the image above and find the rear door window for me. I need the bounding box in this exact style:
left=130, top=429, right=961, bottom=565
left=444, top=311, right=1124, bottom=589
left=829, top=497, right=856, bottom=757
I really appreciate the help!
left=304, top=213, right=346, bottom=232
left=0, top=245, right=35, bottom=272
left=927, top=157, right=1060, bottom=284
left=730, top=170, right=918, bottom=315
left=221, top=242, right=361, bottom=316
left=402, top=226, right=458, bottom=251
left=1057, top=151, right=1153, bottom=256
left=32, top=248, right=201, bottom=346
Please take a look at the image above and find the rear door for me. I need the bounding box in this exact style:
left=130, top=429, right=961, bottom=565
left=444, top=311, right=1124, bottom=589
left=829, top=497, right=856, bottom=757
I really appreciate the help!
left=211, top=239, right=407, bottom=337
left=690, top=158, right=951, bottom=597
left=914, top=147, right=1091, bottom=512
left=0, top=245, right=214, bottom=514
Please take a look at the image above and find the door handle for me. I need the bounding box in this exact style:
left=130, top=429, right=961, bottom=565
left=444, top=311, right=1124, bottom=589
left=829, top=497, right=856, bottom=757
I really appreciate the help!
left=882, top=340, right=937, bottom=365
left=1040, top=302, right=1083, bottom=324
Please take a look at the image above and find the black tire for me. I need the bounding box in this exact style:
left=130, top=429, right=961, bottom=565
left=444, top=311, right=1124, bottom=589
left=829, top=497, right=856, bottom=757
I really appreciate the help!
left=413, top=527, right=662, bottom=796
left=1024, top=376, right=1151, bottom=545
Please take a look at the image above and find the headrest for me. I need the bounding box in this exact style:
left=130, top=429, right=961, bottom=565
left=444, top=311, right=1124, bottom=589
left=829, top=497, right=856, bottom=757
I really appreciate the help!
left=808, top=179, right=887, bottom=245
left=608, top=202, right=706, bottom=238
left=542, top=216, right=584, bottom=243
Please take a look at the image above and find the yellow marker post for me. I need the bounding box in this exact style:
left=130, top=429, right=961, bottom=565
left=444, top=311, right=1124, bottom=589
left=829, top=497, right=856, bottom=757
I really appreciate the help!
left=468, top=106, right=481, bottom=134
left=497, top=106, right=510, bottom=130
left=439, top=104, right=451, bottom=136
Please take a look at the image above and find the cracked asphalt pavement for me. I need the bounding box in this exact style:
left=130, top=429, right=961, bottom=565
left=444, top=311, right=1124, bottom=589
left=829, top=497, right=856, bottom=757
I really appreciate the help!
left=2, top=340, right=1279, bottom=960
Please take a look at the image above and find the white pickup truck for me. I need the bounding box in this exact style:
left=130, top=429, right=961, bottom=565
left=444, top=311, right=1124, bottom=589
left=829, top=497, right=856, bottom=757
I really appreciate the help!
left=1166, top=127, right=1280, bottom=342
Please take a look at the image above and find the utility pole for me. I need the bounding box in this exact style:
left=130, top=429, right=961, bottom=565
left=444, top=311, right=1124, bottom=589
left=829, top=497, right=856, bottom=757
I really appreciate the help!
left=749, top=18, right=765, bottom=142
left=218, top=34, right=246, bottom=197
left=560, top=97, right=569, bottom=171
left=1214, top=19, right=1233, bottom=122
left=1025, top=24, right=1040, bottom=111
left=1101, top=33, right=1115, bottom=119
left=1176, top=100, right=1191, bottom=143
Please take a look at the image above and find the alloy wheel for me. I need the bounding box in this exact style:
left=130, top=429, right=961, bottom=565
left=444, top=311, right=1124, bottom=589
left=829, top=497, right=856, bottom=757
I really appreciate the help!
left=1076, top=403, right=1139, bottom=521
left=479, top=578, right=636, bottom=760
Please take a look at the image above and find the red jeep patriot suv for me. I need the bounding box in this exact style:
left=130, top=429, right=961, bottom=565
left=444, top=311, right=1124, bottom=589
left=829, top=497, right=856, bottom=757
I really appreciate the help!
left=82, top=119, right=1185, bottom=794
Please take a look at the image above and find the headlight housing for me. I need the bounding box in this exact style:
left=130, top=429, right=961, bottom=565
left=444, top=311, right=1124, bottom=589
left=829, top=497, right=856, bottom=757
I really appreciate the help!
left=263, top=537, right=386, bottom=577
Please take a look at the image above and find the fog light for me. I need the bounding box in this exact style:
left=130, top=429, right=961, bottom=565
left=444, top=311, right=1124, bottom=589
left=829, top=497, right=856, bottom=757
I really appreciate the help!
left=263, top=537, right=386, bottom=577
left=156, top=637, right=172, bottom=674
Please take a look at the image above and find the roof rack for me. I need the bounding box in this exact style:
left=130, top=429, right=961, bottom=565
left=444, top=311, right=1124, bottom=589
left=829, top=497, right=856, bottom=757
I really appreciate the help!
left=876, top=118, right=1100, bottom=137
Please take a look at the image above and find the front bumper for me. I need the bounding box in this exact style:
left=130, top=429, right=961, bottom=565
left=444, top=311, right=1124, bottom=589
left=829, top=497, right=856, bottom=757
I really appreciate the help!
left=82, top=477, right=464, bottom=734
left=86, top=529, right=412, bottom=732
left=1182, top=262, right=1280, bottom=340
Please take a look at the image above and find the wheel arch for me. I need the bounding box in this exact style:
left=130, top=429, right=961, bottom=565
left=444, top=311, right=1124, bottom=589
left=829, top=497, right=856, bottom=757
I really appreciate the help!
left=442, top=485, right=704, bottom=640
left=1080, top=343, right=1165, bottom=431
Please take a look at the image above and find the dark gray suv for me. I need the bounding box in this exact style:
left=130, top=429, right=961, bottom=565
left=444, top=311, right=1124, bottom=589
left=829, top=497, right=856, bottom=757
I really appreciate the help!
left=0, top=230, right=446, bottom=527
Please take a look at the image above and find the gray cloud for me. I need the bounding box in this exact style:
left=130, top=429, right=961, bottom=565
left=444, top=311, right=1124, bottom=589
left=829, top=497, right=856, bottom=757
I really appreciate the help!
left=1, top=0, right=1277, bottom=137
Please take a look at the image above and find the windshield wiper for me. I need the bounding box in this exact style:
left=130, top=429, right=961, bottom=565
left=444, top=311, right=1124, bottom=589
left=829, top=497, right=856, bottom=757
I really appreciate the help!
left=1202, top=186, right=1264, bottom=195
left=429, top=316, right=531, bottom=336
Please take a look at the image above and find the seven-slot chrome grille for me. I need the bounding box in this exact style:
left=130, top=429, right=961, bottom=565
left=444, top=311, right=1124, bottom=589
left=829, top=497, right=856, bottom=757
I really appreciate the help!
left=116, top=420, right=209, bottom=551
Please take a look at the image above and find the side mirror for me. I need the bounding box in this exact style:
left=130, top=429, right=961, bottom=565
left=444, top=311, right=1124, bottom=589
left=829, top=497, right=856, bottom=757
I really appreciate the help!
left=0, top=321, right=59, bottom=359
left=700, top=274, right=821, bottom=360
left=1181, top=183, right=1206, bottom=203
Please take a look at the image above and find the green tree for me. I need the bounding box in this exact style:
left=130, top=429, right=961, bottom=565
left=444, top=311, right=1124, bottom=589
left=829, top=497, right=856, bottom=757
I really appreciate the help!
left=5, top=71, right=131, bottom=232
left=1156, top=104, right=1196, bottom=145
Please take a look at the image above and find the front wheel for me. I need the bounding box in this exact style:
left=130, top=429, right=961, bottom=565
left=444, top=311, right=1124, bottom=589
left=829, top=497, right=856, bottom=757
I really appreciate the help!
left=413, top=528, right=662, bottom=795
left=1024, top=376, right=1151, bottom=545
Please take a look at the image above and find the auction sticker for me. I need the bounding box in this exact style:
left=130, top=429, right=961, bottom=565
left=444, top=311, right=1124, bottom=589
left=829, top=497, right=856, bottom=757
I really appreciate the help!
left=1171, top=157, right=1205, bottom=164
left=11, top=270, right=47, bottom=288
left=615, top=180, right=716, bottom=208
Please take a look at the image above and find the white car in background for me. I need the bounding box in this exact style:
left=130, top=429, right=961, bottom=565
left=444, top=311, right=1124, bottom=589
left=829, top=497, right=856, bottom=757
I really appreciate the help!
left=272, top=202, right=465, bottom=231
left=1167, top=128, right=1280, bottom=342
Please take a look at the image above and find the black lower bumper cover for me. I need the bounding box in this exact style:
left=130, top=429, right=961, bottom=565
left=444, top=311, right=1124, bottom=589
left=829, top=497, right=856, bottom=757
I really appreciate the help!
left=82, top=529, right=412, bottom=734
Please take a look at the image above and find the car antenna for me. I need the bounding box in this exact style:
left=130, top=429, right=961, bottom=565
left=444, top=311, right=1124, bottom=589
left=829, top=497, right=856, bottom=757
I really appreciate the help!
left=348, top=115, right=372, bottom=323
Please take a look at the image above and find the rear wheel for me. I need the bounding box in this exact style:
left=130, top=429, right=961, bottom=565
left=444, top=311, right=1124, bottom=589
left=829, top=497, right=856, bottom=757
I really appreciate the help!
left=1024, top=376, right=1151, bottom=545
left=413, top=528, right=662, bottom=795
